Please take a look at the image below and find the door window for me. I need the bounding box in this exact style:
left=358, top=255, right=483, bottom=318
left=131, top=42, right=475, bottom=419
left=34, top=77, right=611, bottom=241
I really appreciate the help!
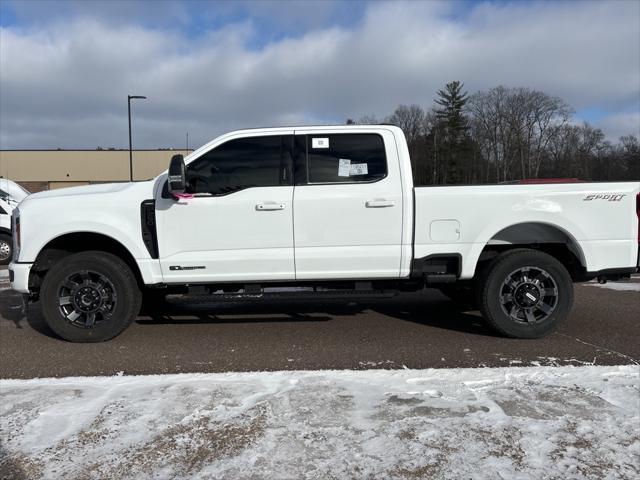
left=186, top=135, right=293, bottom=195
left=305, top=134, right=387, bottom=184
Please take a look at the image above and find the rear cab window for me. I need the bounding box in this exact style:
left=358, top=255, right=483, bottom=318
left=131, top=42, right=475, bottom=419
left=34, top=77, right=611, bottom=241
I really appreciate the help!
left=303, top=134, right=387, bottom=184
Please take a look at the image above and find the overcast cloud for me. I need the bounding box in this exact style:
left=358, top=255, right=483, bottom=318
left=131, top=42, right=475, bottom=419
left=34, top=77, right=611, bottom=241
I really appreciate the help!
left=0, top=0, right=638, bottom=149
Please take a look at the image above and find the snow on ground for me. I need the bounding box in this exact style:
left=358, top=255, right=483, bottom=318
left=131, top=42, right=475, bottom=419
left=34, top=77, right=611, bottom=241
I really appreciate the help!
left=586, top=274, right=640, bottom=292
left=586, top=281, right=640, bottom=292
left=1, top=366, right=639, bottom=479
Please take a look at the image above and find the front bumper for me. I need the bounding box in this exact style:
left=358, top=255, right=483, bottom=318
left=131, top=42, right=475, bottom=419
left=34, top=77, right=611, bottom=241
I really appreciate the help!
left=9, top=262, right=32, bottom=293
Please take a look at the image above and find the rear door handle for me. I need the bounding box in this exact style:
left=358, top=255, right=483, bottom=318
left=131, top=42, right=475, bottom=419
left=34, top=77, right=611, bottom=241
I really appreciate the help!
left=365, top=199, right=395, bottom=208
left=256, top=202, right=285, bottom=211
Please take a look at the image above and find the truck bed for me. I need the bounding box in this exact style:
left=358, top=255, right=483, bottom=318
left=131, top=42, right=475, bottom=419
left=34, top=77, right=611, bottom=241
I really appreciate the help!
left=413, top=182, right=640, bottom=279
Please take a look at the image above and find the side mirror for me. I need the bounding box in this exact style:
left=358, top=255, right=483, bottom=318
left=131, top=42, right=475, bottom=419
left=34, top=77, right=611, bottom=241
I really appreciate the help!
left=167, top=154, right=186, bottom=196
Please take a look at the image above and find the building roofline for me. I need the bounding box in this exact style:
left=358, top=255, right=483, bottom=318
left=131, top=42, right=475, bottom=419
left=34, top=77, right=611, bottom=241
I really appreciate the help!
left=0, top=149, right=194, bottom=152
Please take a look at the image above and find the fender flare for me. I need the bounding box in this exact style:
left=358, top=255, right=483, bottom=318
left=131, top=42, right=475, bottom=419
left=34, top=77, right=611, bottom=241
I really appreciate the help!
left=485, top=221, right=587, bottom=267
left=462, top=221, right=588, bottom=279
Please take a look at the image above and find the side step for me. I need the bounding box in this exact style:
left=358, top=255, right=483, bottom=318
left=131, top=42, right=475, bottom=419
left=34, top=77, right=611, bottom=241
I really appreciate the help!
left=185, top=282, right=399, bottom=300
left=425, top=274, right=457, bottom=284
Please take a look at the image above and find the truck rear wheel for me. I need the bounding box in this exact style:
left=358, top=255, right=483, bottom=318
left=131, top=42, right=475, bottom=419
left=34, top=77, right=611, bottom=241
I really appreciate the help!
left=477, top=249, right=573, bottom=339
left=40, top=251, right=142, bottom=342
left=0, top=233, right=12, bottom=265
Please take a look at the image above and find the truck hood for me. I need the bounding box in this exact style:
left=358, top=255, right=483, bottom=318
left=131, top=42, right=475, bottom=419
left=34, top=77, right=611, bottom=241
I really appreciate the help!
left=27, top=182, right=138, bottom=200
left=19, top=180, right=159, bottom=213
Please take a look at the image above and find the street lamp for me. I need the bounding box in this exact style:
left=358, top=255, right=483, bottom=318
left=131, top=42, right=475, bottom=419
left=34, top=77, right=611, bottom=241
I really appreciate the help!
left=128, top=95, right=147, bottom=181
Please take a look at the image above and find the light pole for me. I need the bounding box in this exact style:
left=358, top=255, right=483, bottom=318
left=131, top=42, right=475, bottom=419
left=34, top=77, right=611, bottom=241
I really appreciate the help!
left=128, top=95, right=146, bottom=181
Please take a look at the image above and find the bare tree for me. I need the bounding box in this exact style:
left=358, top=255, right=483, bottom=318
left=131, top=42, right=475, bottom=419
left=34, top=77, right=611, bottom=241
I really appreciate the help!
left=357, top=115, right=382, bottom=125
left=386, top=105, right=430, bottom=184
left=346, top=84, right=637, bottom=184
left=468, top=86, right=572, bottom=182
left=386, top=105, right=426, bottom=145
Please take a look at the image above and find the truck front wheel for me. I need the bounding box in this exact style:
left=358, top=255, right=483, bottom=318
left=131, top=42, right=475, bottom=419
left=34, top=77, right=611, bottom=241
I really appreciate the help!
left=40, top=251, right=142, bottom=342
left=477, top=249, right=573, bottom=339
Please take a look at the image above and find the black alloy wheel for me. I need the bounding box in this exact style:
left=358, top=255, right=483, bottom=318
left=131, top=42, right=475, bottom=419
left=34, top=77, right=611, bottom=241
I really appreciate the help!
left=57, top=270, right=118, bottom=328
left=498, top=266, right=559, bottom=325
left=477, top=249, right=573, bottom=339
left=41, top=251, right=141, bottom=342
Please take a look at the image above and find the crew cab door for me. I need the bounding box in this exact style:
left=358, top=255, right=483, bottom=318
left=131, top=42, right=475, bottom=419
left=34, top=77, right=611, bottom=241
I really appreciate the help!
left=155, top=133, right=295, bottom=283
left=293, top=130, right=404, bottom=279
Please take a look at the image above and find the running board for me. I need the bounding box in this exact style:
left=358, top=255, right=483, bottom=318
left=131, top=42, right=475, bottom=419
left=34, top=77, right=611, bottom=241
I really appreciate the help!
left=425, top=274, right=457, bottom=284
left=185, top=283, right=399, bottom=300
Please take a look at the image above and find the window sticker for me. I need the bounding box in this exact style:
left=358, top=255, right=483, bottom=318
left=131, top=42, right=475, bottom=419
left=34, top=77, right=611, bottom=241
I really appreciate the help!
left=338, top=158, right=351, bottom=177
left=349, top=163, right=368, bottom=176
left=312, top=137, right=329, bottom=149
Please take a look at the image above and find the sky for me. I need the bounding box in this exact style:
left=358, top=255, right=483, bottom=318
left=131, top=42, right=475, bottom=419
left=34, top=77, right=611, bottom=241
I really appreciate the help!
left=0, top=0, right=638, bottom=150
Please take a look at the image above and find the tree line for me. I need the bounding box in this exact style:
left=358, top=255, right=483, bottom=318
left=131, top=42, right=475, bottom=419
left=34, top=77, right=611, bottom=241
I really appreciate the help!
left=347, top=82, right=639, bottom=185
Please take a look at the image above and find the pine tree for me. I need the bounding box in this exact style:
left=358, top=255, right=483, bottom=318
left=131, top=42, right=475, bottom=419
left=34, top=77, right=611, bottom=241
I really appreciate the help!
left=434, top=81, right=470, bottom=183
left=435, top=81, right=468, bottom=133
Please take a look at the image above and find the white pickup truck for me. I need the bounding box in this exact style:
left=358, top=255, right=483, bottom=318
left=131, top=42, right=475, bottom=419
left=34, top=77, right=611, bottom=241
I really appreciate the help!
left=9, top=126, right=640, bottom=342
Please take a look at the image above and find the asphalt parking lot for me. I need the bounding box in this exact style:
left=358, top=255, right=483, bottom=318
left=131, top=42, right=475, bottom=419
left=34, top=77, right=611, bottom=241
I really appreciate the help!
left=0, top=268, right=638, bottom=379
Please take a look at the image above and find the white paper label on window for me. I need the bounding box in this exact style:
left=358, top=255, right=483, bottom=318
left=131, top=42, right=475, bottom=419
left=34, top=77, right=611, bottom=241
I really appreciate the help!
left=338, top=158, right=351, bottom=177
left=350, top=163, right=368, bottom=176
left=312, top=137, right=329, bottom=149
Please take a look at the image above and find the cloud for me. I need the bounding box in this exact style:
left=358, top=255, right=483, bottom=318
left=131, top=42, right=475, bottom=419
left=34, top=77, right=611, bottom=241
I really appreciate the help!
left=595, top=112, right=640, bottom=140
left=0, top=0, right=638, bottom=149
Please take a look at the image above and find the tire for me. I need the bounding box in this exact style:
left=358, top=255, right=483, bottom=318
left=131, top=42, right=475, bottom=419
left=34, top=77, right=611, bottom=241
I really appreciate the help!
left=40, top=251, right=142, bottom=342
left=477, top=249, right=573, bottom=339
left=0, top=233, right=12, bottom=265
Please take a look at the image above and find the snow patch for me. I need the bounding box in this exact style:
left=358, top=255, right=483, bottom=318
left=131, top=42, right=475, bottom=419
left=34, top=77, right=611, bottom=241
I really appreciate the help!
left=586, top=281, right=640, bottom=292
left=1, top=366, right=638, bottom=479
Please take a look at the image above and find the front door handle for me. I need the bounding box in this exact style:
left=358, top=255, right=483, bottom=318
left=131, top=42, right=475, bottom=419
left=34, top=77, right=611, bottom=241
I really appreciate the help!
left=365, top=199, right=395, bottom=208
left=256, top=202, right=285, bottom=211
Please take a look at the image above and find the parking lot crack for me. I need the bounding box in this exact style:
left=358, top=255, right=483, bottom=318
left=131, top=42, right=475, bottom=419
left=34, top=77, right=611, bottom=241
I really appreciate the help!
left=554, top=333, right=639, bottom=365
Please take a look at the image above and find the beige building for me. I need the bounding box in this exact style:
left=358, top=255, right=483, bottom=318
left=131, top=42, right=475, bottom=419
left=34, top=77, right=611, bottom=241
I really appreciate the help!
left=0, top=149, right=192, bottom=192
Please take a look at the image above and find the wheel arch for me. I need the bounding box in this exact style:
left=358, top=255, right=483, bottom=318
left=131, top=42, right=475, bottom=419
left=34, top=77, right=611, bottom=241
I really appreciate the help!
left=30, top=231, right=144, bottom=290
left=477, top=221, right=587, bottom=279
